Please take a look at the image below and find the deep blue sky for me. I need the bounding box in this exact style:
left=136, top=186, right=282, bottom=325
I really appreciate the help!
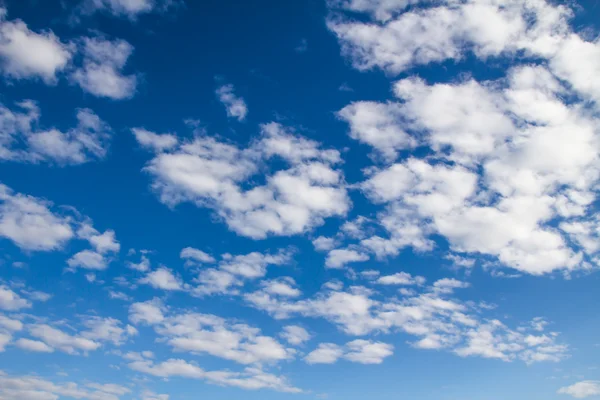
left=0, top=0, right=599, bottom=399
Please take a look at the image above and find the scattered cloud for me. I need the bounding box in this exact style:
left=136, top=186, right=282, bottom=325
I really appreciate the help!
left=0, top=8, right=72, bottom=83
left=215, top=83, right=248, bottom=121
left=558, top=381, right=600, bottom=398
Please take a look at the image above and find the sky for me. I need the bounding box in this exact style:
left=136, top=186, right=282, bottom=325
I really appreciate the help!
left=0, top=0, right=600, bottom=399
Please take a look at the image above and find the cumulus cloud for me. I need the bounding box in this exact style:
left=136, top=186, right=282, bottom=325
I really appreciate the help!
left=245, top=277, right=568, bottom=363
left=192, top=249, right=292, bottom=296
left=129, top=358, right=301, bottom=393
left=305, top=339, right=393, bottom=365
left=180, top=247, right=216, bottom=264
left=0, top=372, right=130, bottom=400
left=140, top=122, right=350, bottom=239
left=325, top=248, right=369, bottom=269
left=0, top=285, right=31, bottom=311
left=71, top=37, right=137, bottom=99
left=128, top=302, right=295, bottom=366
left=280, top=325, right=311, bottom=345
left=0, top=101, right=112, bottom=164
left=215, top=83, right=248, bottom=121
left=133, top=128, right=178, bottom=152
left=0, top=9, right=72, bottom=83
left=140, top=267, right=185, bottom=291
left=327, top=0, right=600, bottom=276
left=0, top=184, right=73, bottom=251
left=558, top=381, right=600, bottom=398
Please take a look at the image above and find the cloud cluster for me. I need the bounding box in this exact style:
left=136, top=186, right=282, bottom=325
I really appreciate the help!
left=0, top=101, right=112, bottom=164
left=0, top=9, right=139, bottom=100
left=305, top=339, right=393, bottom=364
left=329, top=0, right=600, bottom=276
left=137, top=122, right=350, bottom=238
left=244, top=276, right=568, bottom=363
left=0, top=371, right=131, bottom=400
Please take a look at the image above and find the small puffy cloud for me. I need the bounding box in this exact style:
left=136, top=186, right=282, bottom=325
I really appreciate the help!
left=15, top=338, right=54, bottom=353
left=261, top=278, right=302, bottom=298
left=81, top=316, right=137, bottom=346
left=216, top=83, right=248, bottom=121
left=141, top=122, right=349, bottom=239
left=558, top=381, right=600, bottom=398
left=133, top=128, right=178, bottom=152
left=67, top=250, right=108, bottom=270
left=325, top=248, right=369, bottom=268
left=0, top=372, right=130, bottom=400
left=128, top=358, right=301, bottom=393
left=71, top=37, right=137, bottom=99
left=0, top=9, right=72, bottom=83
left=180, top=247, right=216, bottom=264
left=305, top=340, right=393, bottom=365
left=28, top=324, right=101, bottom=354
left=0, top=184, right=73, bottom=251
left=305, top=343, right=343, bottom=364
left=0, top=285, right=31, bottom=311
left=140, top=267, right=185, bottom=291
left=344, top=339, right=394, bottom=364
left=376, top=272, right=425, bottom=286
left=312, top=236, right=337, bottom=252
left=0, top=102, right=112, bottom=165
left=194, top=250, right=292, bottom=296
left=280, top=325, right=311, bottom=345
left=129, top=298, right=166, bottom=325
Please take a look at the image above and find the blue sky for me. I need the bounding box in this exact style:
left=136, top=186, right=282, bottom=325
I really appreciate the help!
left=0, top=0, right=600, bottom=399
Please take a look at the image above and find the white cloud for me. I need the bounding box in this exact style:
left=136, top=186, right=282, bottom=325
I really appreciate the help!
left=71, top=37, right=137, bottom=100
left=304, top=343, right=343, bottom=364
left=0, top=184, right=73, bottom=251
left=132, top=128, right=178, bottom=152
left=0, top=102, right=112, bottom=164
left=140, top=267, right=184, bottom=291
left=325, top=248, right=369, bottom=269
left=128, top=358, right=301, bottom=393
left=130, top=306, right=295, bottom=366
left=328, top=0, right=570, bottom=75
left=558, top=381, right=600, bottom=398
left=215, top=83, right=248, bottom=121
left=180, top=247, right=216, bottom=264
left=344, top=339, right=394, bottom=364
left=15, top=338, right=54, bottom=353
left=67, top=250, right=108, bottom=270
left=0, top=9, right=72, bottom=83
left=337, top=101, right=415, bottom=161
left=0, top=372, right=129, bottom=400
left=141, top=390, right=169, bottom=400
left=305, top=339, right=393, bottom=365
left=312, top=236, right=337, bottom=252
left=129, top=298, right=166, bottom=325
left=81, top=316, right=137, bottom=346
left=78, top=0, right=177, bottom=19
left=142, top=122, right=349, bottom=239
left=245, top=278, right=568, bottom=363
left=0, top=285, right=31, bottom=311
left=193, top=250, right=292, bottom=296
left=0, top=315, right=23, bottom=331
left=280, top=325, right=311, bottom=345
left=261, top=278, right=302, bottom=298
left=376, top=272, right=425, bottom=286
left=28, top=324, right=101, bottom=355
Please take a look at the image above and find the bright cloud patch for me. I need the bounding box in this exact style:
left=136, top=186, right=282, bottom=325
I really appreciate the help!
left=328, top=0, right=600, bottom=276
left=137, top=122, right=350, bottom=238
left=0, top=9, right=72, bottom=83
